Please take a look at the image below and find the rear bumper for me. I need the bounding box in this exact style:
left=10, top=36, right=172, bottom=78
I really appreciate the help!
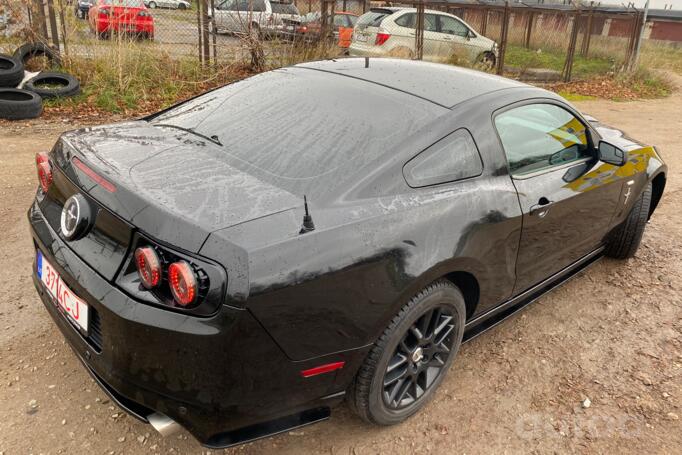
left=28, top=200, right=362, bottom=447
left=348, top=43, right=388, bottom=58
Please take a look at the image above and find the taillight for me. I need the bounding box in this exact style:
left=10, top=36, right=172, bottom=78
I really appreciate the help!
left=72, top=157, right=116, bottom=192
left=134, top=247, right=161, bottom=289
left=375, top=32, right=391, bottom=46
left=36, top=152, right=52, bottom=193
left=297, top=25, right=308, bottom=33
left=168, top=261, right=197, bottom=306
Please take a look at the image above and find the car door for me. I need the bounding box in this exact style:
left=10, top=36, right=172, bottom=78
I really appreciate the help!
left=494, top=101, right=624, bottom=294
left=436, top=14, right=475, bottom=62
left=213, top=0, right=237, bottom=31
left=421, top=13, right=441, bottom=60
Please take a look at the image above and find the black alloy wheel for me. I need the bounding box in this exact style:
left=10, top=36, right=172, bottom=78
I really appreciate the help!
left=348, top=280, right=466, bottom=425
left=382, top=306, right=456, bottom=409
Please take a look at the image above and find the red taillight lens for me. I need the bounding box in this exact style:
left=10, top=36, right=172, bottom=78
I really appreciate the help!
left=72, top=157, right=116, bottom=192
left=134, top=247, right=161, bottom=289
left=375, top=32, right=391, bottom=46
left=168, top=261, right=197, bottom=306
left=36, top=152, right=52, bottom=193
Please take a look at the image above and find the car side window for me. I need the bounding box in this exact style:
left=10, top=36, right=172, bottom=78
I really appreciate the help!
left=424, top=14, right=438, bottom=32
left=494, top=103, right=592, bottom=176
left=394, top=13, right=415, bottom=29
left=252, top=0, right=266, bottom=12
left=225, top=0, right=239, bottom=10
left=438, top=15, right=469, bottom=37
left=333, top=15, right=346, bottom=27
left=403, top=129, right=483, bottom=187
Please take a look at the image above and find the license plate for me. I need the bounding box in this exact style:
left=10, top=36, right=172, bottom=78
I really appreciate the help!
left=37, top=251, right=89, bottom=333
left=356, top=34, right=368, bottom=42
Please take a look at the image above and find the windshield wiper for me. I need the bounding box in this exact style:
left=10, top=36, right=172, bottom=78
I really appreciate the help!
left=152, top=123, right=222, bottom=146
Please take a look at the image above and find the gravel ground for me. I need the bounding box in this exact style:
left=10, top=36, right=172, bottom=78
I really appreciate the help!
left=0, top=76, right=680, bottom=454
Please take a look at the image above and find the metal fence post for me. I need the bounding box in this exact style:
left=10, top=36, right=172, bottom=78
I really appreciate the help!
left=496, top=2, right=510, bottom=76
left=31, top=0, right=49, bottom=42
left=57, top=0, right=68, bottom=56
left=200, top=0, right=210, bottom=66
left=580, top=5, right=594, bottom=57
left=320, top=0, right=328, bottom=43
left=562, top=12, right=580, bottom=82
left=524, top=11, right=534, bottom=49
left=415, top=1, right=424, bottom=60
left=45, top=0, right=59, bottom=50
left=196, top=0, right=203, bottom=64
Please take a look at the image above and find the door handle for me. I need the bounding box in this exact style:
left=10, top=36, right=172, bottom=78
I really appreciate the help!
left=529, top=197, right=553, bottom=218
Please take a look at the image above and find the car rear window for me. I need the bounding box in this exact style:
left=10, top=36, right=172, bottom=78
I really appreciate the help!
left=271, top=2, right=298, bottom=14
left=149, top=68, right=445, bottom=197
left=356, top=10, right=391, bottom=28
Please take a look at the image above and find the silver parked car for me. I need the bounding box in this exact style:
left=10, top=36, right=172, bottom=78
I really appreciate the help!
left=210, top=0, right=300, bottom=38
left=350, top=7, right=497, bottom=66
left=144, top=0, right=191, bottom=10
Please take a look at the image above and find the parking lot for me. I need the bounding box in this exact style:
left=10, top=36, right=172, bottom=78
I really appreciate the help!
left=0, top=75, right=681, bottom=454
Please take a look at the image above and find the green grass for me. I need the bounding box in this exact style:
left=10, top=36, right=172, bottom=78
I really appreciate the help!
left=619, top=68, right=673, bottom=98
left=505, top=45, right=616, bottom=78
left=557, top=91, right=597, bottom=101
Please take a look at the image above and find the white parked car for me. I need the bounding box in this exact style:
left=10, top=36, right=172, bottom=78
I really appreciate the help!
left=144, top=0, right=191, bottom=10
left=210, top=0, right=300, bottom=38
left=350, top=7, right=497, bottom=66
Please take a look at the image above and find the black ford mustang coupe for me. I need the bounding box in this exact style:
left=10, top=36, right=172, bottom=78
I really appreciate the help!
left=29, top=59, right=666, bottom=447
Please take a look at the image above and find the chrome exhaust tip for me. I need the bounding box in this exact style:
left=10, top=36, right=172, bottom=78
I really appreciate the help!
left=148, top=413, right=182, bottom=437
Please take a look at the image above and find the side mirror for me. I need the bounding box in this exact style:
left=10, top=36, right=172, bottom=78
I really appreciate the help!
left=598, top=140, right=628, bottom=166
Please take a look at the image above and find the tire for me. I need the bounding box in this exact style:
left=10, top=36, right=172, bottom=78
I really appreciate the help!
left=148, top=1, right=157, bottom=8
left=178, top=3, right=187, bottom=10
left=0, top=89, right=43, bottom=120
left=604, top=183, right=652, bottom=259
left=25, top=72, right=81, bottom=99
left=12, top=43, right=62, bottom=69
left=0, top=54, right=24, bottom=87
left=476, top=51, right=496, bottom=69
left=348, top=280, right=466, bottom=425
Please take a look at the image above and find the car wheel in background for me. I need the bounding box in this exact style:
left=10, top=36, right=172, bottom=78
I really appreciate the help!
left=0, top=88, right=43, bottom=120
left=476, top=51, right=496, bottom=70
left=0, top=54, right=24, bottom=87
left=148, top=1, right=157, bottom=8
left=178, top=3, right=187, bottom=9
left=25, top=72, right=81, bottom=99
left=605, top=183, right=652, bottom=259
left=348, top=280, right=466, bottom=425
left=12, top=42, right=62, bottom=69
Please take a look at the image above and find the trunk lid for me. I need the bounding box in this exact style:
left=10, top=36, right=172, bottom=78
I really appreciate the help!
left=55, top=121, right=301, bottom=253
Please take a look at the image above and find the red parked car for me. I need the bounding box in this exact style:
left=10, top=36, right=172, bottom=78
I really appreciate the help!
left=88, top=0, right=155, bottom=40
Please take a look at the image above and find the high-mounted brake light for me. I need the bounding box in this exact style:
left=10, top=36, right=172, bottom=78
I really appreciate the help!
left=72, top=157, right=117, bottom=193
left=36, top=152, right=52, bottom=193
left=135, top=247, right=161, bottom=289
left=375, top=32, right=391, bottom=46
left=168, top=261, right=197, bottom=306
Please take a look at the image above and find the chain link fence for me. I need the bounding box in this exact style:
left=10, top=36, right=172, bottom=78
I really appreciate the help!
left=0, top=0, right=679, bottom=81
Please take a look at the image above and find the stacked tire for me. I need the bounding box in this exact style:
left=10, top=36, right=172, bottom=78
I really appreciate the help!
left=0, top=43, right=80, bottom=121
left=0, top=52, right=41, bottom=120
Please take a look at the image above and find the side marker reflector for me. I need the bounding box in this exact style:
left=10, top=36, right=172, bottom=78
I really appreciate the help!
left=300, top=361, right=345, bottom=378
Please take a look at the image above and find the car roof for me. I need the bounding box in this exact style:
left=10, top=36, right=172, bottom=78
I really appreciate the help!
left=295, top=58, right=528, bottom=108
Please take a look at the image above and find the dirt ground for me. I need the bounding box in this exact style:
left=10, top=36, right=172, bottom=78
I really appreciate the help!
left=0, top=76, right=681, bottom=455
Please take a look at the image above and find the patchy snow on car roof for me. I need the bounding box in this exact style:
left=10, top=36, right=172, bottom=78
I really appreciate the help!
left=296, top=58, right=527, bottom=108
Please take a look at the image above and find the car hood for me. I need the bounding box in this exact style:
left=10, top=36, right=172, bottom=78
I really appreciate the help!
left=57, top=121, right=301, bottom=252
